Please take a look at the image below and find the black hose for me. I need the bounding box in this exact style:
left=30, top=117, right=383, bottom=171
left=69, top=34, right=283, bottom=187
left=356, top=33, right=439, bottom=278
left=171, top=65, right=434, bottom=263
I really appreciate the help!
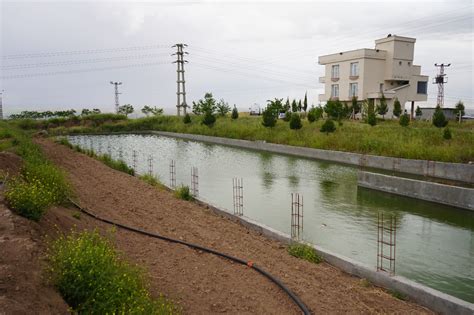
left=68, top=198, right=311, bottom=315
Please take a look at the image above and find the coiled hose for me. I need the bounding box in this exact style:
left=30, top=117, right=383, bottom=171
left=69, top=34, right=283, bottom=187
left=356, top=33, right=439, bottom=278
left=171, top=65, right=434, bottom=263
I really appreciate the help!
left=68, top=198, right=311, bottom=315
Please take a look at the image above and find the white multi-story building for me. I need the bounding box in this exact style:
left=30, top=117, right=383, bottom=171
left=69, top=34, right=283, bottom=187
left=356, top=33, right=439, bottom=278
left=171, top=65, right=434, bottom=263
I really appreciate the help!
left=318, top=35, right=429, bottom=118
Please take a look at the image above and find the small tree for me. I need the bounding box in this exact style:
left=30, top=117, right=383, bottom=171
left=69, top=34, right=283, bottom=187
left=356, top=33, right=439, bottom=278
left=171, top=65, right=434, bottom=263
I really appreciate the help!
left=454, top=100, right=465, bottom=123
left=202, top=111, right=216, bottom=126
left=141, top=105, right=152, bottom=116
left=291, top=99, right=298, bottom=113
left=303, top=92, right=308, bottom=112
left=92, top=108, right=101, bottom=114
left=324, top=99, right=344, bottom=120
left=283, top=110, right=291, bottom=122
left=443, top=127, right=452, bottom=140
left=183, top=113, right=191, bottom=124
left=351, top=96, right=360, bottom=119
left=393, top=98, right=402, bottom=118
left=367, top=112, right=377, bottom=126
left=261, top=107, right=277, bottom=128
left=298, top=100, right=302, bottom=112
left=376, top=94, right=388, bottom=119
left=284, top=97, right=291, bottom=112
left=307, top=106, right=320, bottom=123
left=289, top=113, right=302, bottom=130
left=399, top=113, right=409, bottom=127
left=150, top=107, right=163, bottom=116
left=415, top=106, right=422, bottom=118
left=231, top=105, right=239, bottom=120
left=433, top=105, right=448, bottom=128
left=118, top=104, right=134, bottom=117
left=320, top=119, right=336, bottom=134
left=81, top=109, right=91, bottom=116
left=216, top=99, right=231, bottom=116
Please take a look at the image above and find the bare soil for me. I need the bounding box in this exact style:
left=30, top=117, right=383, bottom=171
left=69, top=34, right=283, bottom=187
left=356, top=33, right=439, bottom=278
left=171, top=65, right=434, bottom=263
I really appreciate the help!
left=35, top=138, right=434, bottom=314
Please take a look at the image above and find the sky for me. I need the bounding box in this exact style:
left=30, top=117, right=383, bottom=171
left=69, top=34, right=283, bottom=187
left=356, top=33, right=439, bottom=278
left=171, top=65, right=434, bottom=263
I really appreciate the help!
left=1, top=0, right=473, bottom=116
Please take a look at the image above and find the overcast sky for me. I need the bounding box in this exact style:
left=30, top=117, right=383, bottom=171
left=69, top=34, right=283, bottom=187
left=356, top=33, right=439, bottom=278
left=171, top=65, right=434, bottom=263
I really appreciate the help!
left=1, top=0, right=473, bottom=116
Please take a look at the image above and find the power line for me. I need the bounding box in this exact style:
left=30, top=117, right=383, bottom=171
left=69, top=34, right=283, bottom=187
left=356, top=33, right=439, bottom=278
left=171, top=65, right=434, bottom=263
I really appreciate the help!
left=172, top=43, right=188, bottom=116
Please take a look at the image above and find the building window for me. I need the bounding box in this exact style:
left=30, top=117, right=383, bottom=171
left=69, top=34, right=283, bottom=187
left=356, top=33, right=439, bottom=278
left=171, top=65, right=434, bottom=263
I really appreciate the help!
left=379, top=83, right=384, bottom=92
left=399, top=61, right=402, bottom=65
left=349, top=83, right=358, bottom=97
left=331, top=84, right=339, bottom=98
left=350, top=62, right=359, bottom=76
left=331, top=65, right=340, bottom=79
left=417, top=81, right=427, bottom=94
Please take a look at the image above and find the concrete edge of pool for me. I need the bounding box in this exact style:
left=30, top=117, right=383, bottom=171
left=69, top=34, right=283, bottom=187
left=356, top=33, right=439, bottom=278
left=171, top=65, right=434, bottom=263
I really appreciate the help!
left=194, top=198, right=474, bottom=315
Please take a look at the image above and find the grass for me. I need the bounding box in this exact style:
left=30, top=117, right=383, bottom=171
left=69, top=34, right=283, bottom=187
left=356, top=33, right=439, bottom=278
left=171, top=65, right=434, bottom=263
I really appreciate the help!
left=2, top=125, right=71, bottom=221
left=174, top=185, right=193, bottom=201
left=390, top=290, right=407, bottom=301
left=48, top=229, right=178, bottom=314
left=287, top=242, right=323, bottom=264
left=39, top=115, right=474, bottom=163
left=139, top=174, right=166, bottom=189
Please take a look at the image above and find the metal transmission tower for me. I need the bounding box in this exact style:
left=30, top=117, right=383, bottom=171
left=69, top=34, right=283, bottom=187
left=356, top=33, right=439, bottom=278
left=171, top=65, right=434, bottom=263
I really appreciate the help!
left=110, top=81, right=122, bottom=113
left=0, top=90, right=3, bottom=120
left=172, top=44, right=188, bottom=116
left=433, top=63, right=450, bottom=107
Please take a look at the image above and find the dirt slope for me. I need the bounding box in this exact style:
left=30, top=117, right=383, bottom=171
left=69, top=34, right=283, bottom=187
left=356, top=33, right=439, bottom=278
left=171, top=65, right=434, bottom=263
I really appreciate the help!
left=36, top=138, right=433, bottom=314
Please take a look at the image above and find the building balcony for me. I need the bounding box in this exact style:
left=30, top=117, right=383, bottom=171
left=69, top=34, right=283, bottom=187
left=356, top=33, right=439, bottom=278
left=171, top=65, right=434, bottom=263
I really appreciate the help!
left=319, top=76, right=325, bottom=83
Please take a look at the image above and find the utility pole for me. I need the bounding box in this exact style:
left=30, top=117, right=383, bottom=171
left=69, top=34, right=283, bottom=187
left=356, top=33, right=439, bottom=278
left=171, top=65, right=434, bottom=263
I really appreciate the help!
left=0, top=90, right=3, bottom=120
left=110, top=81, right=122, bottom=113
left=172, top=44, right=188, bottom=116
left=433, top=63, right=450, bottom=108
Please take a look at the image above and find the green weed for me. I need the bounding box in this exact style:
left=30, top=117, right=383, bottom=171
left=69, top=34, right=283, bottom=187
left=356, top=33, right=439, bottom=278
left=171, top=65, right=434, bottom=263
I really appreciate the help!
left=98, top=154, right=135, bottom=176
left=48, top=230, right=178, bottom=314
left=139, top=174, right=165, bottom=189
left=287, top=243, right=323, bottom=264
left=174, top=185, right=193, bottom=201
left=390, top=290, right=407, bottom=301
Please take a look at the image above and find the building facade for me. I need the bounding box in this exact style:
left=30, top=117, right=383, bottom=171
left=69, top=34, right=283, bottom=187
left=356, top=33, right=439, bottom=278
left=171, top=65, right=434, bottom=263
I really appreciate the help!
left=318, top=35, right=428, bottom=118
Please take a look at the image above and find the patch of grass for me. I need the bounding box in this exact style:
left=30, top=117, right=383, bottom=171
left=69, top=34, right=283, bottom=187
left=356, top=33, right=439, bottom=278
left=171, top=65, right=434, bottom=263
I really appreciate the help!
left=390, top=290, right=407, bottom=301
left=73, top=115, right=474, bottom=163
left=48, top=230, right=178, bottom=314
left=72, top=212, right=81, bottom=220
left=98, top=154, right=135, bottom=176
left=359, top=278, right=372, bottom=288
left=3, top=126, right=71, bottom=221
left=139, top=174, right=166, bottom=189
left=174, top=185, right=193, bottom=201
left=287, top=242, right=323, bottom=264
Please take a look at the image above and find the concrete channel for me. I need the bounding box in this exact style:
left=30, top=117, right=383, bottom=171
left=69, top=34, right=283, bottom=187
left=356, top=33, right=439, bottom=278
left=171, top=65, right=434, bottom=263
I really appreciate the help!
left=195, top=198, right=474, bottom=315
left=358, top=171, right=474, bottom=211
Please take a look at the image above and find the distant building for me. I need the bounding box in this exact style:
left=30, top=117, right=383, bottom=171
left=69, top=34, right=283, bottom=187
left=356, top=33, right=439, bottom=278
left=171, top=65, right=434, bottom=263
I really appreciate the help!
left=418, top=107, right=457, bottom=121
left=318, top=35, right=429, bottom=118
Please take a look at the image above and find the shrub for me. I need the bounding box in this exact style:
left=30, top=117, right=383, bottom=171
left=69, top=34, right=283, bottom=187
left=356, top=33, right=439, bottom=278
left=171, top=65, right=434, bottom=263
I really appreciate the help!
left=289, top=113, right=302, bottom=130
left=48, top=230, right=177, bottom=314
left=367, top=112, right=377, bottom=126
left=5, top=177, right=53, bottom=221
left=307, top=107, right=321, bottom=123
left=261, top=107, right=277, bottom=128
left=183, top=113, right=191, bottom=124
left=392, top=98, right=402, bottom=118
left=287, top=243, right=322, bottom=264
left=415, top=106, right=422, bottom=118
left=202, top=111, right=216, bottom=127
left=433, top=106, right=448, bottom=128
left=399, top=113, right=409, bottom=127
left=283, top=111, right=291, bottom=122
left=320, top=119, right=336, bottom=134
left=443, top=127, right=452, bottom=140
left=231, top=106, right=239, bottom=120
left=175, top=185, right=193, bottom=200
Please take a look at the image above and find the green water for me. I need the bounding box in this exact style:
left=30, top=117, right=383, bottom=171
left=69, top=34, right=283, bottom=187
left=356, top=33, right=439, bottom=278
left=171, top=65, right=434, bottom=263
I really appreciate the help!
left=69, top=134, right=474, bottom=303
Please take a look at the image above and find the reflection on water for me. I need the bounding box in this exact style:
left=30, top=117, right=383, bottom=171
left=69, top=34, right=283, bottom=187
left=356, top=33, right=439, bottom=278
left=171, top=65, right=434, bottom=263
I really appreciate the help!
left=68, top=134, right=474, bottom=303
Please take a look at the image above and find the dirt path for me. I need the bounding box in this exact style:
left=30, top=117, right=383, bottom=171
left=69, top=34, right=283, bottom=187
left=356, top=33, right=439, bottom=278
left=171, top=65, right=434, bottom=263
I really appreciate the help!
left=37, top=138, right=433, bottom=314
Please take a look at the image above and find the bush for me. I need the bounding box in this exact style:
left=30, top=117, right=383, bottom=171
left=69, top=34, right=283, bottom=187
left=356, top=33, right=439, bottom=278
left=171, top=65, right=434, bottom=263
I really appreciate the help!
left=183, top=113, right=191, bottom=124
left=433, top=106, right=448, bottom=128
left=48, top=230, right=177, bottom=314
left=320, top=119, right=336, bottom=134
left=307, top=107, right=320, bottom=123
left=261, top=107, right=277, bottom=128
left=443, top=127, right=452, bottom=140
left=5, top=177, right=53, bottom=221
left=399, top=113, right=409, bottom=127
left=287, top=243, right=322, bottom=264
left=202, top=111, right=216, bottom=127
left=393, top=98, right=402, bottom=118
left=175, top=185, right=193, bottom=200
left=283, top=111, right=291, bottom=122
left=367, top=112, right=377, bottom=126
left=231, top=106, right=239, bottom=120
left=289, top=113, right=302, bottom=130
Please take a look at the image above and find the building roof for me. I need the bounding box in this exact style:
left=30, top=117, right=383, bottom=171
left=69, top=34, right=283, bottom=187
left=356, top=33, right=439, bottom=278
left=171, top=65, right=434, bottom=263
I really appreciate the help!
left=375, top=35, right=416, bottom=45
left=318, top=48, right=386, bottom=65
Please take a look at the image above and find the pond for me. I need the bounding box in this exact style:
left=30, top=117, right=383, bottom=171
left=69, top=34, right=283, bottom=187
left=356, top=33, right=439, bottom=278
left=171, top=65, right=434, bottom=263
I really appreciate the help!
left=68, top=134, right=474, bottom=303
